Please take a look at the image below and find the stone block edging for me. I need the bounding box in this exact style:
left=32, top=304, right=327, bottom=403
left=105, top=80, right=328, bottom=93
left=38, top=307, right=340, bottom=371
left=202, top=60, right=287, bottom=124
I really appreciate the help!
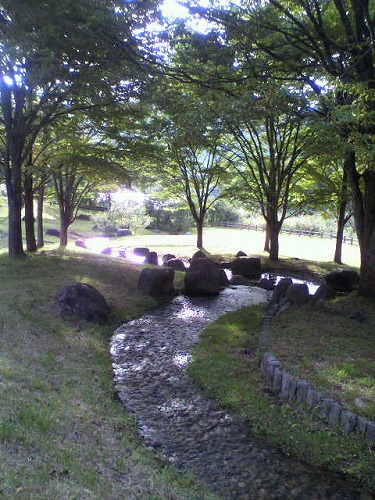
left=258, top=301, right=375, bottom=446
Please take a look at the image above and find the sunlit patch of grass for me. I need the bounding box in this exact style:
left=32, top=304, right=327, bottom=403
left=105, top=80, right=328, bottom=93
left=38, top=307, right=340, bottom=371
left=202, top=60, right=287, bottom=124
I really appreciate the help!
left=189, top=305, right=375, bottom=492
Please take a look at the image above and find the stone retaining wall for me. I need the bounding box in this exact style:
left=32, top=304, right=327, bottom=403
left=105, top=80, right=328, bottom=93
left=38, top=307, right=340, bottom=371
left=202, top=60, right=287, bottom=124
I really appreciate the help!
left=258, top=300, right=375, bottom=446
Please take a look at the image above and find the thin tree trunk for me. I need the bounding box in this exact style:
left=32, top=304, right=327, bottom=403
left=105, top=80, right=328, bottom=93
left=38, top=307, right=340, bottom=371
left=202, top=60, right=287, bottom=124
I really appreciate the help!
left=59, top=215, right=69, bottom=248
left=269, top=228, right=280, bottom=261
left=37, top=185, right=45, bottom=248
left=196, top=219, right=204, bottom=248
left=334, top=169, right=349, bottom=264
left=264, top=223, right=270, bottom=253
left=24, top=171, right=37, bottom=252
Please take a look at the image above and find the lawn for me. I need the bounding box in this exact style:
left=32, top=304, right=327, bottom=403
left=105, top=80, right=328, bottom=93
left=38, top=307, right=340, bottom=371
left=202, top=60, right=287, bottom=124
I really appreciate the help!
left=0, top=252, right=217, bottom=499
left=0, top=208, right=371, bottom=496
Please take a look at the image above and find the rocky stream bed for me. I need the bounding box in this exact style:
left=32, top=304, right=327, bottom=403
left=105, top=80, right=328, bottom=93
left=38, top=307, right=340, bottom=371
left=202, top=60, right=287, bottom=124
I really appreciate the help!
left=111, top=286, right=370, bottom=500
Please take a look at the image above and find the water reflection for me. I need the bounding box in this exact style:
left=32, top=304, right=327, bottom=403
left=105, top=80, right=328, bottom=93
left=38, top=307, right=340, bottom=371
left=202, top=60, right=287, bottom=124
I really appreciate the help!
left=261, top=273, right=319, bottom=295
left=173, top=353, right=192, bottom=368
left=158, top=398, right=194, bottom=415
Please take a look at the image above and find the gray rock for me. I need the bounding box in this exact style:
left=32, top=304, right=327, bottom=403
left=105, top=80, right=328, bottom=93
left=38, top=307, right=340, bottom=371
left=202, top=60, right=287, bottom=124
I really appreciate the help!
left=162, top=253, right=176, bottom=263
left=365, top=421, right=375, bottom=445
left=306, top=388, right=322, bottom=407
left=231, top=256, right=261, bottom=279
left=219, top=268, right=230, bottom=287
left=235, top=250, right=247, bottom=257
left=311, top=283, right=336, bottom=304
left=191, top=250, right=208, bottom=261
left=296, top=380, right=309, bottom=403
left=146, top=251, right=159, bottom=266
left=356, top=416, right=368, bottom=435
left=138, top=267, right=175, bottom=297
left=259, top=278, right=275, bottom=291
left=270, top=278, right=293, bottom=304
left=340, top=411, right=357, bottom=433
left=164, top=258, right=186, bottom=272
left=325, top=268, right=359, bottom=292
left=285, top=283, right=309, bottom=306
left=134, top=247, right=150, bottom=257
left=273, top=368, right=283, bottom=392
left=185, top=258, right=222, bottom=296
left=46, top=228, right=60, bottom=237
left=57, top=282, right=110, bottom=323
left=328, top=403, right=342, bottom=425
left=229, top=274, right=250, bottom=286
left=75, top=239, right=87, bottom=249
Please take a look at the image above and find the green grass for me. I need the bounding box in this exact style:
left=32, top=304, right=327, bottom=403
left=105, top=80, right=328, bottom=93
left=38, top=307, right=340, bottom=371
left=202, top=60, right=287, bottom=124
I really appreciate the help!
left=188, top=305, right=375, bottom=492
left=267, top=293, right=375, bottom=420
left=0, top=252, right=217, bottom=499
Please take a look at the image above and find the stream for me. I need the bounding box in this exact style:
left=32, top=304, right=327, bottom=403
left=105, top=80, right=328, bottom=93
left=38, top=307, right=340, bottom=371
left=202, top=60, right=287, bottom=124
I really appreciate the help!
left=111, top=286, right=367, bottom=500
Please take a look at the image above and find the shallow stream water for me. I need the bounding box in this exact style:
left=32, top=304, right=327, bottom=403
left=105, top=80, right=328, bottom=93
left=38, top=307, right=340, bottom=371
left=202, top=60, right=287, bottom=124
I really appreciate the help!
left=111, top=286, right=367, bottom=500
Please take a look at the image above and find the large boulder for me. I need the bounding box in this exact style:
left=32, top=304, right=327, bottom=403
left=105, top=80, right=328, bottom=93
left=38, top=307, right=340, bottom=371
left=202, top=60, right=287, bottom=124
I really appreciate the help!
left=162, top=253, right=176, bottom=263
left=138, top=267, right=175, bottom=297
left=270, top=277, right=293, bottom=305
left=185, top=258, right=222, bottom=295
left=285, top=283, right=310, bottom=306
left=191, top=250, right=208, bottom=261
left=164, top=258, right=186, bottom=272
left=325, top=269, right=359, bottom=292
left=219, top=268, right=230, bottom=287
left=229, top=274, right=250, bottom=286
left=312, top=283, right=336, bottom=304
left=235, top=250, right=247, bottom=257
left=231, top=256, right=261, bottom=279
left=133, top=247, right=150, bottom=257
left=46, top=228, right=60, bottom=237
left=146, top=251, right=159, bottom=266
left=57, top=282, right=110, bottom=323
left=75, top=239, right=87, bottom=249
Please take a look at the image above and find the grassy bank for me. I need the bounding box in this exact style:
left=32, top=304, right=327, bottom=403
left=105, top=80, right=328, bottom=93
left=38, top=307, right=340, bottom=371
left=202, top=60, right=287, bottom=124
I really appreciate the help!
left=0, top=227, right=370, bottom=496
left=188, top=298, right=375, bottom=492
left=0, top=252, right=216, bottom=499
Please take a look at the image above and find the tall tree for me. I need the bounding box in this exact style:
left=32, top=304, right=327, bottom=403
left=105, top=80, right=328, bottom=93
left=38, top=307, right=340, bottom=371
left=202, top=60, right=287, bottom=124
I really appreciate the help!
left=146, top=80, right=230, bottom=248
left=194, top=0, right=375, bottom=293
left=0, top=0, right=153, bottom=257
left=222, top=85, right=311, bottom=260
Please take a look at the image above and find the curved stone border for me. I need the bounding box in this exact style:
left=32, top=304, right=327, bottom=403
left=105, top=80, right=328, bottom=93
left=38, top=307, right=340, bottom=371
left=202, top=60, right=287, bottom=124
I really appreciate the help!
left=258, top=300, right=375, bottom=446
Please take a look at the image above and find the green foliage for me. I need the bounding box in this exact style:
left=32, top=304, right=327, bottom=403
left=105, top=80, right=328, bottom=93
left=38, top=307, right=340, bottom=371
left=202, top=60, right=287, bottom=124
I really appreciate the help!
left=93, top=199, right=151, bottom=235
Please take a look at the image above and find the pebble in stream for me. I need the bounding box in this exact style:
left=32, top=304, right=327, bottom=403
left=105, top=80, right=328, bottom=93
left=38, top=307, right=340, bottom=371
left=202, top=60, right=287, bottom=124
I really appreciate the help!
left=111, top=287, right=368, bottom=500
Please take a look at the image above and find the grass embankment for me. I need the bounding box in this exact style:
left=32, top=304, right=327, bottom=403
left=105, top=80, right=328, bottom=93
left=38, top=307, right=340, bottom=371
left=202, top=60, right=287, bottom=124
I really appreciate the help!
left=0, top=252, right=216, bottom=499
left=188, top=266, right=375, bottom=492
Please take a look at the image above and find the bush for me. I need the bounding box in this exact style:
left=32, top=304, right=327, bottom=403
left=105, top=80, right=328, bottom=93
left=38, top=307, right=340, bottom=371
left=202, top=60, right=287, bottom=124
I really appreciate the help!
left=93, top=200, right=151, bottom=236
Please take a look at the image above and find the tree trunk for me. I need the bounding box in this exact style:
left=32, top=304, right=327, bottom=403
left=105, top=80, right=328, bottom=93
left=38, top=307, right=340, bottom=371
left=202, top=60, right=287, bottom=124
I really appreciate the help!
left=358, top=170, right=375, bottom=297
left=344, top=151, right=375, bottom=296
left=59, top=215, right=69, bottom=248
left=24, top=171, right=37, bottom=252
left=37, top=185, right=45, bottom=248
left=7, top=189, right=24, bottom=258
left=269, top=225, right=280, bottom=261
left=264, top=223, right=270, bottom=253
left=334, top=221, right=344, bottom=265
left=333, top=169, right=349, bottom=264
left=196, top=219, right=204, bottom=248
